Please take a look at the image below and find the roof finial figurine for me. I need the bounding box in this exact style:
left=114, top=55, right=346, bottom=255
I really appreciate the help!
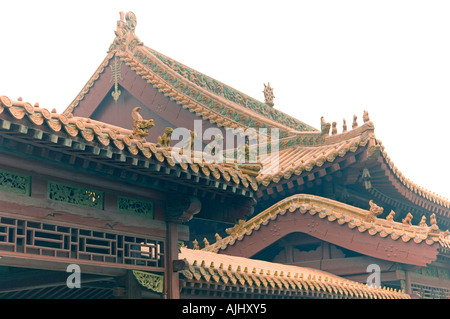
left=419, top=216, right=428, bottom=227
left=366, top=200, right=384, bottom=223
left=192, top=239, right=199, bottom=250
left=320, top=116, right=331, bottom=136
left=352, top=114, right=358, bottom=129
left=342, top=119, right=347, bottom=133
left=331, top=121, right=337, bottom=135
left=182, top=130, right=196, bottom=153
left=110, top=11, right=142, bottom=53
left=386, top=210, right=396, bottom=221
left=402, top=213, right=413, bottom=226
left=363, top=110, right=370, bottom=123
left=130, top=107, right=154, bottom=141
left=263, top=82, right=275, bottom=107
left=214, top=233, right=222, bottom=242
left=429, top=213, right=440, bottom=234
left=157, top=127, right=174, bottom=147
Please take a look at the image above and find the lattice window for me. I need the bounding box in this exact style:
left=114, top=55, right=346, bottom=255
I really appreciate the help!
left=48, top=181, right=104, bottom=210
left=0, top=216, right=164, bottom=269
left=411, top=283, right=450, bottom=299
left=117, top=196, right=154, bottom=218
left=0, top=169, right=31, bottom=196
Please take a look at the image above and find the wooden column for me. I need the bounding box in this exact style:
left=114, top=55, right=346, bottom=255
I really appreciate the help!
left=125, top=270, right=142, bottom=299
left=165, top=222, right=180, bottom=299
left=165, top=194, right=201, bottom=299
left=321, top=242, right=331, bottom=260
left=404, top=270, right=412, bottom=295
left=285, top=243, right=293, bottom=264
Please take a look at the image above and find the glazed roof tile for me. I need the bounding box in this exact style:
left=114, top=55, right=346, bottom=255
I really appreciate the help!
left=256, top=115, right=450, bottom=213
left=0, top=95, right=258, bottom=192
left=60, top=11, right=450, bottom=212
left=203, top=194, right=444, bottom=254
left=179, top=247, right=409, bottom=299
left=257, top=122, right=372, bottom=185
left=42, top=10, right=450, bottom=214
left=64, top=11, right=317, bottom=138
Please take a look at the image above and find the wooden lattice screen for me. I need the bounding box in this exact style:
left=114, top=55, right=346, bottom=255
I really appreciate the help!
left=411, top=283, right=450, bottom=299
left=0, top=215, right=165, bottom=270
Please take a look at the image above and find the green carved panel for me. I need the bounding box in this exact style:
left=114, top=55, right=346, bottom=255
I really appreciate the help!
left=48, top=181, right=104, bottom=209
left=117, top=196, right=154, bottom=218
left=0, top=169, right=31, bottom=196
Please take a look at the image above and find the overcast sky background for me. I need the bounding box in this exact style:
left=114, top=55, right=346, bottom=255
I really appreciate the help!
left=1, top=0, right=450, bottom=199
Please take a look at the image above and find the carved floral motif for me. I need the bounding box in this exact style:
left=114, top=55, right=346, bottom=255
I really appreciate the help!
left=132, top=270, right=164, bottom=294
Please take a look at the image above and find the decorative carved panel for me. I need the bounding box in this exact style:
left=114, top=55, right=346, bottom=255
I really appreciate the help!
left=48, top=181, right=104, bottom=210
left=118, top=196, right=154, bottom=218
left=0, top=169, right=31, bottom=196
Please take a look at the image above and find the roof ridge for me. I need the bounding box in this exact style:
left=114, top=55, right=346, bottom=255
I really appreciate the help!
left=65, top=11, right=318, bottom=133
left=147, top=46, right=318, bottom=132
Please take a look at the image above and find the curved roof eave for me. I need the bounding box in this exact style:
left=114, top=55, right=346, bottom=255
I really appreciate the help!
left=201, top=194, right=443, bottom=266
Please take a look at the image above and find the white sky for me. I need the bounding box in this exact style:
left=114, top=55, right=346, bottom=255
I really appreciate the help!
left=0, top=0, right=450, bottom=199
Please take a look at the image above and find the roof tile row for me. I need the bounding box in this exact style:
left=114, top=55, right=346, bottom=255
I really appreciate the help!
left=179, top=247, right=409, bottom=299
left=0, top=95, right=257, bottom=191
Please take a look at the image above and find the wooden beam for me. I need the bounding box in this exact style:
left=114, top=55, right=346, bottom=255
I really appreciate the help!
left=0, top=256, right=127, bottom=277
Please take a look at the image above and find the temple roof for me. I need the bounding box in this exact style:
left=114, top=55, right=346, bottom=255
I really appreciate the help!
left=178, top=247, right=409, bottom=299
left=63, top=11, right=317, bottom=139
left=255, top=116, right=450, bottom=224
left=256, top=119, right=375, bottom=185
left=202, top=194, right=448, bottom=266
left=0, top=95, right=258, bottom=194
left=59, top=11, right=450, bottom=215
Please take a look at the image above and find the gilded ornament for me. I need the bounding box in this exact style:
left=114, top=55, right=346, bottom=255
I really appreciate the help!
left=363, top=110, right=370, bottom=123
left=157, top=127, right=173, bottom=147
left=129, top=107, right=154, bottom=141
left=402, top=213, right=413, bottom=226
left=429, top=213, right=440, bottom=234
left=132, top=270, right=164, bottom=294
left=47, top=181, right=103, bottom=209
left=419, top=216, right=428, bottom=227
left=332, top=122, right=337, bottom=135
left=263, top=82, right=275, bottom=107
left=352, top=114, right=358, bottom=129
left=320, top=116, right=331, bottom=136
left=386, top=210, right=396, bottom=221
left=110, top=57, right=123, bottom=102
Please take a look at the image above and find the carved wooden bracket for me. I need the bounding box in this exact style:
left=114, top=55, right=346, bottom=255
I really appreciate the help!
left=173, top=259, right=189, bottom=272
left=165, top=195, right=201, bottom=223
